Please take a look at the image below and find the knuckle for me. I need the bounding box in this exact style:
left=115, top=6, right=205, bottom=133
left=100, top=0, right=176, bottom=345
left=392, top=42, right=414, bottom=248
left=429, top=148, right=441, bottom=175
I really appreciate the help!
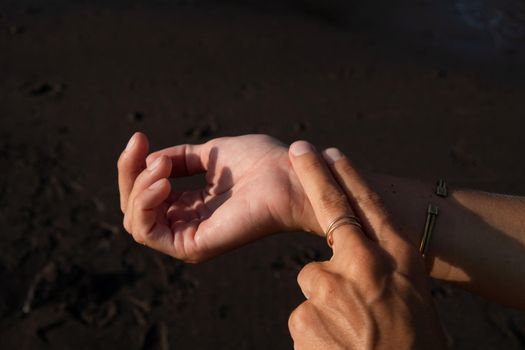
left=254, top=134, right=273, bottom=143
left=301, top=157, right=324, bottom=174
left=129, top=171, right=146, bottom=190
left=314, top=271, right=340, bottom=301
left=181, top=237, right=208, bottom=264
left=288, top=302, right=315, bottom=335
left=117, top=153, right=127, bottom=170
left=123, top=215, right=131, bottom=234
left=129, top=226, right=140, bottom=241
left=317, top=271, right=338, bottom=290
left=297, top=262, right=322, bottom=286
left=351, top=244, right=378, bottom=266
left=131, top=230, right=148, bottom=247
left=134, top=193, right=147, bottom=209
left=183, top=252, right=206, bottom=264
left=123, top=213, right=146, bottom=246
left=184, top=235, right=210, bottom=264
left=374, top=215, right=392, bottom=234
left=298, top=263, right=341, bottom=301
left=145, top=153, right=159, bottom=165
left=350, top=246, right=392, bottom=280
left=338, top=158, right=356, bottom=174
left=355, top=190, right=382, bottom=208
left=319, top=191, right=349, bottom=214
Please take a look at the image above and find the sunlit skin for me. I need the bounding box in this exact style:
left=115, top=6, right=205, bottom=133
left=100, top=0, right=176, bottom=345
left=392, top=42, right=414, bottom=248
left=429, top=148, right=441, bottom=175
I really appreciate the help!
left=118, top=133, right=525, bottom=310
left=118, top=134, right=448, bottom=349
left=287, top=141, right=446, bottom=349
left=118, top=132, right=320, bottom=262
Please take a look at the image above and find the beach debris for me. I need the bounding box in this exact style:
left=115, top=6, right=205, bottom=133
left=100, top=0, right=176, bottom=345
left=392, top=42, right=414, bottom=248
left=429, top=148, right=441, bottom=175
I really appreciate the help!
left=128, top=295, right=151, bottom=327
left=184, top=120, right=218, bottom=140
left=128, top=111, right=145, bottom=122
left=29, top=83, right=66, bottom=97
left=128, top=296, right=151, bottom=314
left=98, top=221, right=120, bottom=236
left=293, top=121, right=309, bottom=132
left=36, top=319, right=66, bottom=343
left=8, top=25, right=24, bottom=35
left=291, top=246, right=322, bottom=268
left=22, top=261, right=57, bottom=314
left=80, top=300, right=118, bottom=328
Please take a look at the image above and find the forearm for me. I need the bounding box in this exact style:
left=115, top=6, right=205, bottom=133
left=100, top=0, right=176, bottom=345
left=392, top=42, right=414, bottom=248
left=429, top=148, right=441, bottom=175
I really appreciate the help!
left=367, top=173, right=525, bottom=309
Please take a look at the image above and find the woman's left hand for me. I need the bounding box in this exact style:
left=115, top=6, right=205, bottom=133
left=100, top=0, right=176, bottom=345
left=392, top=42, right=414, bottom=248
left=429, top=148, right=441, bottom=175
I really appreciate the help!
left=117, top=133, right=321, bottom=263
left=287, top=141, right=446, bottom=350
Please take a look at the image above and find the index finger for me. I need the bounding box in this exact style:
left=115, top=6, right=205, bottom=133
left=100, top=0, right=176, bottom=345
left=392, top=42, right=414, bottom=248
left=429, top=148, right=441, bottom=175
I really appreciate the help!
left=146, top=143, right=208, bottom=178
left=289, top=141, right=373, bottom=257
left=321, top=148, right=409, bottom=252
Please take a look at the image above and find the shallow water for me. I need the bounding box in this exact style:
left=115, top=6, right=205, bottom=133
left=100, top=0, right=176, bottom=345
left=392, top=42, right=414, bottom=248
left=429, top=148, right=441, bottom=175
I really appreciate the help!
left=456, top=0, right=525, bottom=45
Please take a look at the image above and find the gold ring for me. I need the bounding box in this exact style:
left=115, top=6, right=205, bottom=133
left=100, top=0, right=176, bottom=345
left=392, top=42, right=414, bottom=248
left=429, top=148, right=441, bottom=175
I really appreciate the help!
left=325, top=215, right=363, bottom=248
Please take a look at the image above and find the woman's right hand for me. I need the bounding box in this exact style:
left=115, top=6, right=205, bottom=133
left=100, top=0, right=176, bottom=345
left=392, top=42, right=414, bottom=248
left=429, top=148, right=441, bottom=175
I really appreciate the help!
left=287, top=141, right=446, bottom=350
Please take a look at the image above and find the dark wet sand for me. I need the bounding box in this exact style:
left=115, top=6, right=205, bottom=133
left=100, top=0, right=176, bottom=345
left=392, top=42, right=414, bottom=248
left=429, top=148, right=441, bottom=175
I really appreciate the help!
left=1, top=1, right=525, bottom=349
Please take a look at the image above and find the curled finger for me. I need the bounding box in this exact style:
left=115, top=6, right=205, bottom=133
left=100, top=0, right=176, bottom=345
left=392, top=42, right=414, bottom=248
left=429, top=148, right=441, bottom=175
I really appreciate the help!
left=131, top=178, right=171, bottom=245
left=124, top=155, right=172, bottom=232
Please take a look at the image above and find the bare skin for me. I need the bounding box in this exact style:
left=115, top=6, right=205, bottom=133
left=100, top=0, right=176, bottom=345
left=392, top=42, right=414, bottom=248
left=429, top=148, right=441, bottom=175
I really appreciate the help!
left=287, top=141, right=446, bottom=350
left=117, top=132, right=320, bottom=262
left=368, top=175, right=525, bottom=309
left=117, top=133, right=525, bottom=309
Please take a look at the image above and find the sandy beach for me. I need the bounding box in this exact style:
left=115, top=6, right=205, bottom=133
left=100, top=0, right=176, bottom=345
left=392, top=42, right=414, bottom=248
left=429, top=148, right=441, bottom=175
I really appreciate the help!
left=1, top=1, right=525, bottom=348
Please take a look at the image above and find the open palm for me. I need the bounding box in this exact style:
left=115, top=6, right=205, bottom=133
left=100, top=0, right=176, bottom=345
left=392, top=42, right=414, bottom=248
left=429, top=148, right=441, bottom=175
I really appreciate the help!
left=118, top=133, right=316, bottom=262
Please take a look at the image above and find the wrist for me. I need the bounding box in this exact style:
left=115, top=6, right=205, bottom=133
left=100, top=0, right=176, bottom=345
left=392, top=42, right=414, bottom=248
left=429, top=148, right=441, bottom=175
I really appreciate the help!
left=282, top=155, right=323, bottom=236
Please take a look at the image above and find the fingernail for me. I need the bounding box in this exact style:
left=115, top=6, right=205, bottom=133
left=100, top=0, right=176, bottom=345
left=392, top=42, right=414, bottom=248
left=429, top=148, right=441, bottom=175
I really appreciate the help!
left=290, top=141, right=315, bottom=156
left=148, top=156, right=163, bottom=171
left=322, top=148, right=344, bottom=164
left=125, top=133, right=137, bottom=151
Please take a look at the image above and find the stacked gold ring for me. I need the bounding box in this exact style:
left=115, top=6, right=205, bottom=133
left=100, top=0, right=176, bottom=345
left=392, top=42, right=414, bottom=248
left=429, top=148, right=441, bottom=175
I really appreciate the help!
left=325, top=215, right=363, bottom=248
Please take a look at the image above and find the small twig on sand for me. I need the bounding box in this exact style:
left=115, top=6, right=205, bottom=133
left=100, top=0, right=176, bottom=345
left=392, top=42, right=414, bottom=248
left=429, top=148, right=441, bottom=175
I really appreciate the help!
left=142, top=321, right=169, bottom=350
left=22, top=262, right=57, bottom=314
